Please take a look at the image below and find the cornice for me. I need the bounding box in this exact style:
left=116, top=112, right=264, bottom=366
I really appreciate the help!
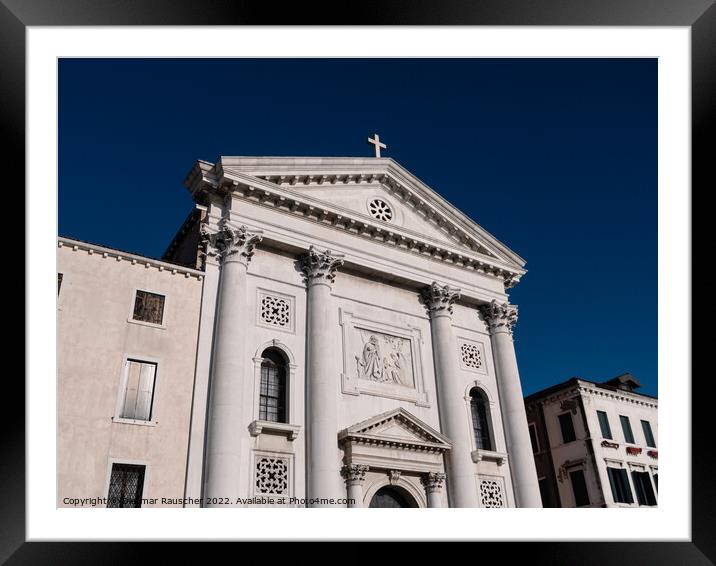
left=214, top=157, right=527, bottom=268
left=525, top=381, right=658, bottom=410
left=339, top=432, right=451, bottom=454
left=578, top=384, right=658, bottom=409
left=188, top=164, right=526, bottom=288
left=58, top=237, right=204, bottom=280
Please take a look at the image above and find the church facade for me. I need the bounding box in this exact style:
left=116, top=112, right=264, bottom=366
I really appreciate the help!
left=58, top=150, right=542, bottom=508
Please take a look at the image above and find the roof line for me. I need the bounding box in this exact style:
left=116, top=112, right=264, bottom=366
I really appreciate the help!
left=58, top=236, right=204, bottom=278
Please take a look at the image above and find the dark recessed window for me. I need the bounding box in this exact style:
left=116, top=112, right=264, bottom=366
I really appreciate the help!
left=538, top=478, right=550, bottom=508
left=569, top=469, right=590, bottom=507
left=631, top=470, right=657, bottom=506
left=107, top=463, right=145, bottom=508
left=607, top=467, right=634, bottom=504
left=132, top=290, right=165, bottom=325
left=620, top=415, right=635, bottom=444
left=558, top=412, right=576, bottom=444
left=58, top=273, right=63, bottom=295
left=597, top=410, right=612, bottom=439
left=470, top=388, right=492, bottom=451
left=259, top=349, right=287, bottom=423
left=529, top=423, right=540, bottom=454
left=641, top=420, right=656, bottom=448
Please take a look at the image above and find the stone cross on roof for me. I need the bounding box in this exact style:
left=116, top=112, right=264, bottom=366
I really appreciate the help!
left=367, top=133, right=387, bottom=158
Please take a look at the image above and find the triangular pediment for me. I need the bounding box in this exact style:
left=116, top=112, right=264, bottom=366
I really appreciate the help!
left=207, top=157, right=526, bottom=271
left=338, top=408, right=451, bottom=451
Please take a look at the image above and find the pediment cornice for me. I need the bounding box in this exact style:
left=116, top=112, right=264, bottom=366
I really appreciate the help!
left=185, top=157, right=527, bottom=287
left=338, top=408, right=452, bottom=453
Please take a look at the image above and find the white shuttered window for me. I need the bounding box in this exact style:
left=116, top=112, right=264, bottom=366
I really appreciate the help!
left=121, top=360, right=157, bottom=421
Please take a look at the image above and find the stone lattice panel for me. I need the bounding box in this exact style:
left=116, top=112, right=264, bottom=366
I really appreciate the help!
left=479, top=479, right=505, bottom=508
left=459, top=341, right=483, bottom=370
left=255, top=456, right=289, bottom=495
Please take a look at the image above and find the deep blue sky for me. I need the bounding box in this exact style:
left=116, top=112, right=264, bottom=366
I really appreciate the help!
left=58, top=58, right=657, bottom=397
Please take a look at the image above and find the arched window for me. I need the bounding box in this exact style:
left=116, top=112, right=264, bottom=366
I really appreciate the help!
left=470, top=388, right=493, bottom=451
left=259, top=348, right=287, bottom=423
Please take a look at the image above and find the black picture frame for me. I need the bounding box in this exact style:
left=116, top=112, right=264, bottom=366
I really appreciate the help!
left=6, top=0, right=710, bottom=562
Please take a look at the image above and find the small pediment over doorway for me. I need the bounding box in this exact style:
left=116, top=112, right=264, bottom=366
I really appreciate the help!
left=339, top=408, right=451, bottom=508
left=339, top=408, right=451, bottom=475
left=339, top=407, right=451, bottom=453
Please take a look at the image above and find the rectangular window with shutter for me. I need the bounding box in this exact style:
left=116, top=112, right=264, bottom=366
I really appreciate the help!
left=607, top=467, right=634, bottom=504
left=120, top=359, right=157, bottom=421
left=641, top=420, right=656, bottom=447
left=620, top=415, right=635, bottom=444
left=597, top=410, right=612, bottom=439
left=631, top=470, right=658, bottom=506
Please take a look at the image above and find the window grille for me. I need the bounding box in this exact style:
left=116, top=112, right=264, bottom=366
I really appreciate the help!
left=259, top=350, right=287, bottom=423
left=107, top=463, right=145, bottom=508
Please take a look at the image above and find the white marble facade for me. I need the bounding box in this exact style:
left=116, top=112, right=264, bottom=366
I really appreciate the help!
left=178, top=156, right=541, bottom=508
left=58, top=154, right=542, bottom=508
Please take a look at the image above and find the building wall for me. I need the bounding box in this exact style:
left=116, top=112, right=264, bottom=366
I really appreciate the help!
left=179, top=186, right=521, bottom=508
left=582, top=385, right=658, bottom=507
left=525, top=402, right=562, bottom=507
left=57, top=239, right=203, bottom=507
left=526, top=381, right=658, bottom=508
left=58, top=156, right=532, bottom=508
left=183, top=242, right=516, bottom=507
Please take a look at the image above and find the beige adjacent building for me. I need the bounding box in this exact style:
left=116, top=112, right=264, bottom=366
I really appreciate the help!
left=58, top=148, right=543, bottom=508
left=57, top=238, right=204, bottom=507
left=524, top=373, right=658, bottom=508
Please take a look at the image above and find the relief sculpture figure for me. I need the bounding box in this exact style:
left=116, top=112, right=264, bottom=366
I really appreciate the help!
left=357, top=335, right=384, bottom=381
left=356, top=332, right=414, bottom=387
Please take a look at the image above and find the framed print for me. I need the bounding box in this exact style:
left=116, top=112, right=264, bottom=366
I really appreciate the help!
left=6, top=0, right=712, bottom=563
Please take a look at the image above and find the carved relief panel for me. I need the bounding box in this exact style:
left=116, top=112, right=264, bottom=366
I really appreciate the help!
left=340, top=310, right=429, bottom=406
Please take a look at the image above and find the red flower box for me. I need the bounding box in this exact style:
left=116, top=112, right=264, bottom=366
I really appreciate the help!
left=647, top=450, right=658, bottom=458
left=626, top=446, right=642, bottom=455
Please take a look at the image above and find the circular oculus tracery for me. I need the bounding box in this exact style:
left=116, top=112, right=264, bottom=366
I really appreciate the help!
left=368, top=199, right=393, bottom=222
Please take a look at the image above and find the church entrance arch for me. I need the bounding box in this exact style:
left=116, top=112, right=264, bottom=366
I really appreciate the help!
left=368, top=486, right=417, bottom=508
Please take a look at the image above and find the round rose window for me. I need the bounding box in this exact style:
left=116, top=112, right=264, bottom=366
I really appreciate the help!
left=368, top=199, right=393, bottom=222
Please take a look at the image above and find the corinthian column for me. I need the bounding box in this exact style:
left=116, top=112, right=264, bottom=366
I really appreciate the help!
left=300, top=246, right=344, bottom=507
left=421, top=472, right=447, bottom=508
left=479, top=300, right=542, bottom=508
left=202, top=220, right=262, bottom=506
left=421, top=282, right=479, bottom=508
left=341, top=464, right=369, bottom=508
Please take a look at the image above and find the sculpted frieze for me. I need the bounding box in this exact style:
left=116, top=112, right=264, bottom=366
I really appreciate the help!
left=355, top=330, right=414, bottom=388
left=340, top=309, right=429, bottom=406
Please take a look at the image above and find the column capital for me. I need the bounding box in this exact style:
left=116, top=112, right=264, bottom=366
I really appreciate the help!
left=420, top=282, right=461, bottom=318
left=421, top=472, right=447, bottom=493
left=479, top=300, right=518, bottom=335
left=299, top=246, right=344, bottom=287
left=341, top=464, right=369, bottom=485
left=201, top=220, right=263, bottom=266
